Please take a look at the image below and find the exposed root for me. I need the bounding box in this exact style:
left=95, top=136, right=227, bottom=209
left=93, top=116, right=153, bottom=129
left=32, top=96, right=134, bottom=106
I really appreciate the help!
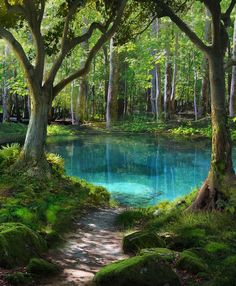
left=10, top=153, right=52, bottom=179
left=188, top=173, right=236, bottom=211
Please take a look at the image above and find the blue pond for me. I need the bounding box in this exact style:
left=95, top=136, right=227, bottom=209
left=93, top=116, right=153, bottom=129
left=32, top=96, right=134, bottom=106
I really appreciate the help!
left=48, top=134, right=222, bottom=207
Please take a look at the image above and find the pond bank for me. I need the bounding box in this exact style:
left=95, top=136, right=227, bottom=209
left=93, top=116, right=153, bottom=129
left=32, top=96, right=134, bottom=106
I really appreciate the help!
left=41, top=208, right=127, bottom=286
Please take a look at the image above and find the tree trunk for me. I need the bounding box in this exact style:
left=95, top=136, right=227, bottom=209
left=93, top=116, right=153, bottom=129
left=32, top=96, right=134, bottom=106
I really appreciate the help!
left=106, top=37, right=119, bottom=129
left=164, top=46, right=172, bottom=120
left=171, top=33, right=178, bottom=115
left=199, top=9, right=211, bottom=118
left=229, top=17, right=236, bottom=117
left=194, top=66, right=198, bottom=121
left=20, top=89, right=51, bottom=172
left=190, top=53, right=235, bottom=210
left=2, top=44, right=10, bottom=123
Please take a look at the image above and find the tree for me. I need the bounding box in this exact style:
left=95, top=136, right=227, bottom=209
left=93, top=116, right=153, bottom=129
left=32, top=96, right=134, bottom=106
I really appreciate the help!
left=106, top=36, right=119, bottom=128
left=229, top=16, right=236, bottom=117
left=146, top=0, right=236, bottom=209
left=0, top=0, right=127, bottom=173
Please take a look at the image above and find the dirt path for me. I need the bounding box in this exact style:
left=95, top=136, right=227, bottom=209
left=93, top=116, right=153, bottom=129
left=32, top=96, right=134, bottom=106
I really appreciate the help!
left=41, top=208, right=127, bottom=286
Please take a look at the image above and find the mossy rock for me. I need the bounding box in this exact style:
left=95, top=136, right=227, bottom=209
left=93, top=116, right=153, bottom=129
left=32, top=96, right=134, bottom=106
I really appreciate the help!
left=223, top=255, right=236, bottom=267
left=123, top=231, right=165, bottom=254
left=5, top=272, right=33, bottom=286
left=205, top=242, right=230, bottom=255
left=93, top=253, right=181, bottom=286
left=168, top=227, right=206, bottom=251
left=27, top=258, right=61, bottom=276
left=139, top=248, right=178, bottom=262
left=0, top=223, right=47, bottom=268
left=177, top=250, right=208, bottom=274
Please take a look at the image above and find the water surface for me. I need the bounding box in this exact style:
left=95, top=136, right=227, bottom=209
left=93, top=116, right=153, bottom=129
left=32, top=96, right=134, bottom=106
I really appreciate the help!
left=48, top=135, right=214, bottom=207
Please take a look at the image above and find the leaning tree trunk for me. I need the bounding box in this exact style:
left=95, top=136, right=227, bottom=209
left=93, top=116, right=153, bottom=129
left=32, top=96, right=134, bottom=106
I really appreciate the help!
left=190, top=52, right=235, bottom=210
left=20, top=88, right=51, bottom=173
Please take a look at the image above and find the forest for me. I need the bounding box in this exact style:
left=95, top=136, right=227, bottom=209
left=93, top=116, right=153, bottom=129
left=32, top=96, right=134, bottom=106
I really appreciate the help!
left=0, top=0, right=236, bottom=285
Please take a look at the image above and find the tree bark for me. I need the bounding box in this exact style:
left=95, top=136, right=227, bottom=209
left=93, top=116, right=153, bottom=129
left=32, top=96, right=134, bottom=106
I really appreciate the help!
left=106, top=36, right=119, bottom=129
left=199, top=9, right=211, bottom=118
left=2, top=44, right=10, bottom=123
left=75, top=76, right=88, bottom=124
left=190, top=52, right=235, bottom=210
left=20, top=88, right=51, bottom=172
left=229, top=17, right=236, bottom=117
left=164, top=46, right=172, bottom=120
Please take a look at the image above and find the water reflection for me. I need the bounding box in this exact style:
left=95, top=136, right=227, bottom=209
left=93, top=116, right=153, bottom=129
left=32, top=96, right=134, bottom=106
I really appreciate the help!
left=47, top=135, right=211, bottom=207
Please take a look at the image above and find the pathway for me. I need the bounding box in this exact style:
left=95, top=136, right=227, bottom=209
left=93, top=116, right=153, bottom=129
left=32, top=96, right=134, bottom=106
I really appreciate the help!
left=41, top=208, right=127, bottom=286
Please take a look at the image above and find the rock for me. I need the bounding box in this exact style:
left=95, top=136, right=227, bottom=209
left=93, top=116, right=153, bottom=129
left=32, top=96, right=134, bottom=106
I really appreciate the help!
left=27, top=258, right=61, bottom=276
left=123, top=231, right=165, bottom=254
left=223, top=255, right=236, bottom=267
left=139, top=248, right=178, bottom=262
left=153, top=209, right=161, bottom=216
left=93, top=253, right=181, bottom=286
left=205, top=241, right=230, bottom=255
left=5, top=272, right=33, bottom=285
left=177, top=250, right=208, bottom=274
left=0, top=223, right=47, bottom=268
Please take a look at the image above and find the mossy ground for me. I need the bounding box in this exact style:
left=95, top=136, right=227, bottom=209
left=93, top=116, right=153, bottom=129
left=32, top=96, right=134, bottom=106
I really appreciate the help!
left=116, top=191, right=236, bottom=285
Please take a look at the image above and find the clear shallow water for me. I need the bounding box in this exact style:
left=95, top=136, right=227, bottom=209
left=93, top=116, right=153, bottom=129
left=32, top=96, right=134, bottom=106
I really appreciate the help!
left=48, top=135, right=215, bottom=207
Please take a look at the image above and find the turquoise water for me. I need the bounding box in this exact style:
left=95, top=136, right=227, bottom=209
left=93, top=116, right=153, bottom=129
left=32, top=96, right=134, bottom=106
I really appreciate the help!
left=48, top=135, right=213, bottom=207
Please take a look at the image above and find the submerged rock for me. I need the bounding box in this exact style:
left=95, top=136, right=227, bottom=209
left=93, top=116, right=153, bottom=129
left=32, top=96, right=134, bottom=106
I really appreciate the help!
left=93, top=253, right=181, bottom=286
left=0, top=223, right=47, bottom=268
left=123, top=231, right=165, bottom=254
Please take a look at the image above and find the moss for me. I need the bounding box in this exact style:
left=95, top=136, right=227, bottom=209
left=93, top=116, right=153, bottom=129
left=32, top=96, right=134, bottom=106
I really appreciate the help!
left=27, top=258, right=61, bottom=276
left=0, top=223, right=47, bottom=268
left=139, top=247, right=178, bottom=262
left=177, top=250, right=208, bottom=274
left=223, top=255, right=236, bottom=267
left=93, top=254, right=181, bottom=286
left=205, top=242, right=230, bottom=254
left=5, top=272, right=33, bottom=286
left=123, top=231, right=165, bottom=254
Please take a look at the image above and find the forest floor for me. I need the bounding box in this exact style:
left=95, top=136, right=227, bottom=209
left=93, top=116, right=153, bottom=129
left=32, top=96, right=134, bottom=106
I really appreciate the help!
left=41, top=208, right=127, bottom=286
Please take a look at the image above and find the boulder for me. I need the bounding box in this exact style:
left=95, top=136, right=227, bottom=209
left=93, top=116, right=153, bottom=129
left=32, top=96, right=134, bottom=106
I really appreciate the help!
left=27, top=258, right=61, bottom=276
left=93, top=253, right=181, bottom=286
left=0, top=223, right=47, bottom=268
left=139, top=247, right=178, bottom=262
left=177, top=250, right=208, bottom=274
left=123, top=231, right=165, bottom=254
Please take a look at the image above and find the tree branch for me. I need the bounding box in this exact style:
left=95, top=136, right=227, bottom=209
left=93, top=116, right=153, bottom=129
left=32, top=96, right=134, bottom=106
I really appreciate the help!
left=53, top=0, right=127, bottom=96
left=222, top=0, right=236, bottom=26
left=0, top=28, right=35, bottom=87
left=225, top=59, right=236, bottom=71
left=156, top=0, right=210, bottom=54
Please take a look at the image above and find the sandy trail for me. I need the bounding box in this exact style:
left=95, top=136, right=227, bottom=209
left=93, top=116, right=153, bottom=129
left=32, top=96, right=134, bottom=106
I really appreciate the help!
left=41, top=208, right=127, bottom=286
